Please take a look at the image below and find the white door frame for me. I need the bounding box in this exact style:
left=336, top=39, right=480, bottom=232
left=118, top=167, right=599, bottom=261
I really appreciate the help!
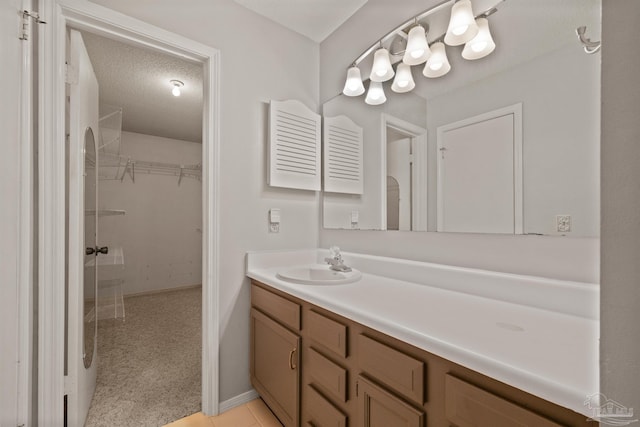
left=15, top=0, right=35, bottom=425
left=38, top=0, right=221, bottom=423
left=436, top=103, right=523, bottom=234
left=380, top=113, right=428, bottom=231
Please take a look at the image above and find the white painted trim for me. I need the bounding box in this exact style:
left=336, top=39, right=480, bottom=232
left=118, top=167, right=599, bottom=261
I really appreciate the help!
left=436, top=103, right=524, bottom=234
left=17, top=0, right=34, bottom=424
left=413, top=133, right=428, bottom=232
left=38, top=0, right=67, bottom=423
left=39, top=0, right=221, bottom=422
left=219, top=389, right=260, bottom=413
left=379, top=117, right=387, bottom=230
left=380, top=113, right=428, bottom=232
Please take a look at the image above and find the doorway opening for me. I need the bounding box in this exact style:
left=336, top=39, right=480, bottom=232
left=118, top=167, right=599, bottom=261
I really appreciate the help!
left=381, top=114, right=428, bottom=232
left=40, top=2, right=221, bottom=425
left=66, top=28, right=205, bottom=426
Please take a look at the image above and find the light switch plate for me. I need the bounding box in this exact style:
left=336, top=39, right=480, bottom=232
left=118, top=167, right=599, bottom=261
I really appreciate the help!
left=269, top=208, right=281, bottom=233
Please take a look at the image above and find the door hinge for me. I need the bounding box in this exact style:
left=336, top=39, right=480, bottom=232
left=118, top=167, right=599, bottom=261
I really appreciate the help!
left=19, top=10, right=46, bottom=41
left=355, top=381, right=359, bottom=397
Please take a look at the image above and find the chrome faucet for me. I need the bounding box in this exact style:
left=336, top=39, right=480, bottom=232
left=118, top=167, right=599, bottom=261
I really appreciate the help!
left=324, top=246, right=352, bottom=272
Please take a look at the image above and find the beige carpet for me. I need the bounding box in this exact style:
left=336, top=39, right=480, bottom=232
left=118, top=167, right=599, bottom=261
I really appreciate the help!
left=85, top=286, right=202, bottom=427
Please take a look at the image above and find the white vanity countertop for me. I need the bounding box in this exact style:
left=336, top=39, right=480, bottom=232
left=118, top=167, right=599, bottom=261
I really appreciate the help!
left=246, top=249, right=599, bottom=417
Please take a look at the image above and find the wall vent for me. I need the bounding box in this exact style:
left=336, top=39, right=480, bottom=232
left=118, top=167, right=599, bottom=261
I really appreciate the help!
left=323, top=115, right=363, bottom=194
left=268, top=100, right=321, bottom=191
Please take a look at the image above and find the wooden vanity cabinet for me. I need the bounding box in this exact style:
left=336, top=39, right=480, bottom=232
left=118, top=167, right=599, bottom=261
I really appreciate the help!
left=250, top=280, right=595, bottom=427
left=250, top=285, right=301, bottom=427
left=357, top=375, right=425, bottom=427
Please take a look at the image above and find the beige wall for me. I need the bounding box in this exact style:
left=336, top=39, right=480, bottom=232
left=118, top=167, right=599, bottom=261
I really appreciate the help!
left=601, top=0, right=640, bottom=414
left=89, top=0, right=320, bottom=401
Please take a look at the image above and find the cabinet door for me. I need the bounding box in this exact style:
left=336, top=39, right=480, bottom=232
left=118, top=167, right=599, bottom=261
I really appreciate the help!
left=251, top=308, right=300, bottom=427
left=357, top=375, right=424, bottom=427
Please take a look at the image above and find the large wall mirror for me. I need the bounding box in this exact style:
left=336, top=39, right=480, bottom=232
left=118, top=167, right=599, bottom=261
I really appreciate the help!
left=322, top=0, right=600, bottom=237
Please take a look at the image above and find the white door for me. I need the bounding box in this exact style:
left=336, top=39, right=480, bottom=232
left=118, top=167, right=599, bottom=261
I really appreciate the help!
left=437, top=104, right=523, bottom=234
left=68, top=29, right=101, bottom=427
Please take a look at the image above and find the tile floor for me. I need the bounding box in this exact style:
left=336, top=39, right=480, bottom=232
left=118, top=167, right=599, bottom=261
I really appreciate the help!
left=165, top=398, right=283, bottom=427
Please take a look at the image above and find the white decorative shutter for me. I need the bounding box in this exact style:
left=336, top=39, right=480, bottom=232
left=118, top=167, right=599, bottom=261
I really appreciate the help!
left=323, top=115, right=364, bottom=194
left=269, top=100, right=321, bottom=191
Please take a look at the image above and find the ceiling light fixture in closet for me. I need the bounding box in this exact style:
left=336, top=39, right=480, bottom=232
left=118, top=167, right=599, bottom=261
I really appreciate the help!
left=342, top=0, right=503, bottom=104
left=170, top=79, right=184, bottom=97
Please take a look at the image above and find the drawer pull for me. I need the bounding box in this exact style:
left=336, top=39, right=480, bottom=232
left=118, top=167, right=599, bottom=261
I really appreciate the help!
left=289, top=347, right=297, bottom=370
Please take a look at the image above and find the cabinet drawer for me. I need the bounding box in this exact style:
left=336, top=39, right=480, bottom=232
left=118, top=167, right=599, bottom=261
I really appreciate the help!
left=358, top=335, right=424, bottom=404
left=308, top=347, right=348, bottom=402
left=307, top=385, right=348, bottom=427
left=357, top=375, right=425, bottom=427
left=252, top=282, right=300, bottom=330
left=307, top=310, right=347, bottom=358
left=445, top=375, right=563, bottom=427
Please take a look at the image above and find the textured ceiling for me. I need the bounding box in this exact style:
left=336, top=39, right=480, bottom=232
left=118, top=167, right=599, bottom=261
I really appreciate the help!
left=233, top=0, right=369, bottom=42
left=81, top=31, right=203, bottom=143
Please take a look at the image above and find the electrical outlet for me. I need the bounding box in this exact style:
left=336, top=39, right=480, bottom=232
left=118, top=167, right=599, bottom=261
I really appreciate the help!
left=269, top=223, right=280, bottom=233
left=556, top=215, right=571, bottom=233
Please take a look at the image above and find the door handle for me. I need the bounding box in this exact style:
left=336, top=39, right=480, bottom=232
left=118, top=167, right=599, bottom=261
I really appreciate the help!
left=86, top=246, right=109, bottom=256
left=288, top=348, right=297, bottom=370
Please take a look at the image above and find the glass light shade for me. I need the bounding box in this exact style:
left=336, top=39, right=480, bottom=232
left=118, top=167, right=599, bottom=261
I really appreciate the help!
left=391, top=63, right=416, bottom=93
left=423, top=42, right=451, bottom=78
left=369, top=48, right=395, bottom=82
left=342, top=66, right=365, bottom=96
left=172, top=86, right=181, bottom=97
left=365, top=81, right=387, bottom=105
left=462, top=18, right=496, bottom=60
left=444, top=0, right=479, bottom=46
left=402, top=25, right=431, bottom=66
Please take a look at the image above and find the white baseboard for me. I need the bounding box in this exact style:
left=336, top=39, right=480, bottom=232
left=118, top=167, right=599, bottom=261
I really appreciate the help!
left=218, top=389, right=260, bottom=413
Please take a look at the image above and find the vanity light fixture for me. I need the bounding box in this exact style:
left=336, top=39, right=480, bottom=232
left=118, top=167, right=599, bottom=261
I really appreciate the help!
left=170, top=79, right=184, bottom=97
left=462, top=15, right=496, bottom=60
left=403, top=25, right=431, bottom=65
left=423, top=41, right=451, bottom=78
left=391, top=63, right=416, bottom=93
left=341, top=0, right=504, bottom=105
left=444, top=0, right=479, bottom=46
left=370, top=47, right=395, bottom=82
left=365, top=81, right=387, bottom=105
left=343, top=66, right=365, bottom=96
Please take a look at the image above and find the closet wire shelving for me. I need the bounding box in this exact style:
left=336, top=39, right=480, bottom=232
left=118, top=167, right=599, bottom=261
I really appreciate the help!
left=98, top=104, right=202, bottom=185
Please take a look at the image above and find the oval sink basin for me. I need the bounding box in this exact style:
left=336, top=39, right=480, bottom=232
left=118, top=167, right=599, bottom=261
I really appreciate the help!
left=276, top=265, right=362, bottom=285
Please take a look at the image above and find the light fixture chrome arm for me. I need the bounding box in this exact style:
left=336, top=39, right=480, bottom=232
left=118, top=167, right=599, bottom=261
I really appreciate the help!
left=351, top=0, right=453, bottom=67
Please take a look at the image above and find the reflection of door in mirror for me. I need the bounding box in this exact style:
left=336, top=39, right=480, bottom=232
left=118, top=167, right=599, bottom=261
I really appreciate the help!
left=84, top=127, right=98, bottom=370
left=436, top=104, right=523, bottom=234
